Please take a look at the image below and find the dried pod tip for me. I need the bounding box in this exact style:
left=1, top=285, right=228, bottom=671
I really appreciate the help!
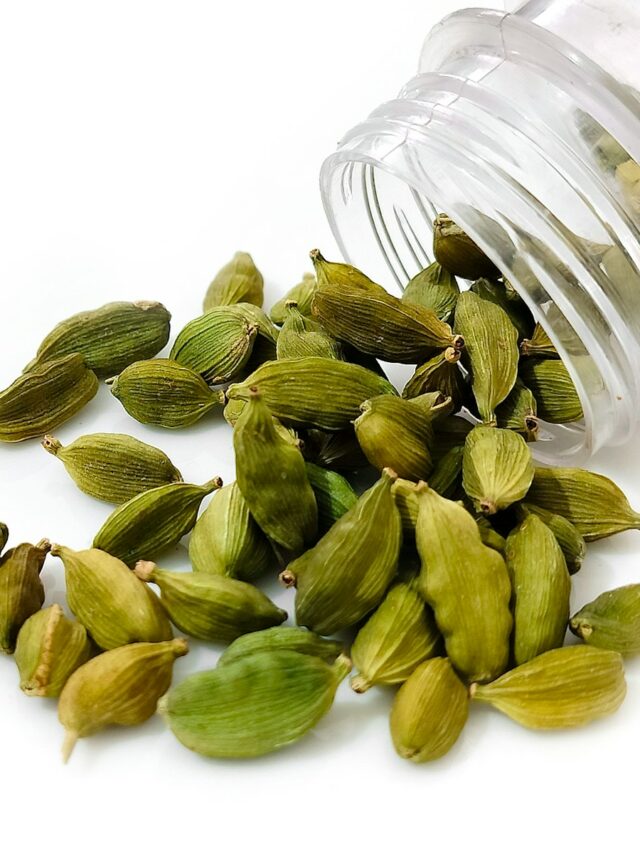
left=333, top=654, right=353, bottom=680
left=134, top=300, right=163, bottom=311
left=171, top=638, right=190, bottom=657
left=62, top=730, right=79, bottom=764
left=203, top=477, right=224, bottom=492
left=279, top=569, right=297, bottom=588
left=42, top=435, right=62, bottom=455
left=350, top=675, right=371, bottom=694
left=452, top=334, right=465, bottom=351
left=50, top=543, right=64, bottom=558
left=284, top=300, right=299, bottom=310
left=309, top=248, right=323, bottom=263
left=156, top=694, right=169, bottom=718
left=247, top=385, right=261, bottom=399
left=104, top=376, right=117, bottom=388
left=525, top=416, right=539, bottom=433
left=413, top=481, right=429, bottom=496
left=520, top=339, right=532, bottom=355
left=479, top=500, right=497, bottom=516
left=444, top=346, right=461, bottom=364
left=468, top=683, right=478, bottom=700
left=133, top=560, right=156, bottom=582
left=382, top=468, right=399, bottom=484
left=36, top=539, right=52, bottom=554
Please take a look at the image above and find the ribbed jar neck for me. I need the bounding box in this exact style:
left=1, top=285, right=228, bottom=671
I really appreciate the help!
left=320, top=7, right=640, bottom=462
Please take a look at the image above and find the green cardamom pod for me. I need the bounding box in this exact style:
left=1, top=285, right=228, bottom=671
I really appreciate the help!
left=401, top=261, right=460, bottom=321
left=302, top=428, right=369, bottom=472
left=234, top=389, right=317, bottom=554
left=93, top=477, right=222, bottom=566
left=51, top=545, right=173, bottom=649
left=59, top=637, right=188, bottom=762
left=433, top=214, right=498, bottom=280
left=14, top=604, right=92, bottom=697
left=429, top=445, right=464, bottom=499
left=402, top=346, right=466, bottom=406
left=0, top=540, right=50, bottom=654
left=519, top=359, right=583, bottom=423
left=470, top=277, right=534, bottom=340
left=25, top=301, right=171, bottom=378
left=570, top=585, right=640, bottom=654
left=227, top=356, right=397, bottom=431
left=159, top=650, right=351, bottom=759
left=415, top=484, right=512, bottom=683
left=520, top=323, right=559, bottom=358
left=351, top=579, right=442, bottom=692
left=0, top=353, right=99, bottom=442
left=230, top=303, right=280, bottom=346
left=470, top=646, right=626, bottom=729
left=390, top=657, right=469, bottom=762
left=475, top=516, right=507, bottom=555
left=281, top=469, right=402, bottom=635
left=170, top=308, right=259, bottom=383
left=270, top=273, right=317, bottom=324
left=462, top=426, right=534, bottom=515
left=42, top=432, right=183, bottom=504
left=133, top=561, right=287, bottom=643
left=518, top=503, right=586, bottom=574
left=188, top=482, right=276, bottom=581
left=354, top=395, right=435, bottom=481
left=203, top=251, right=264, bottom=311
left=0, top=523, right=8, bottom=555
left=276, top=301, right=341, bottom=360
left=432, top=414, right=474, bottom=460
left=506, top=515, right=571, bottom=665
left=526, top=467, right=640, bottom=541
left=495, top=378, right=539, bottom=441
left=304, top=462, right=358, bottom=534
left=218, top=626, right=344, bottom=667
left=108, top=359, right=224, bottom=428
left=310, top=250, right=460, bottom=363
left=454, top=291, right=519, bottom=423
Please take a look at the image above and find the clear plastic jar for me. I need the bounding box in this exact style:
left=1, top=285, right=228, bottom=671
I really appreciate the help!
left=320, top=0, right=640, bottom=462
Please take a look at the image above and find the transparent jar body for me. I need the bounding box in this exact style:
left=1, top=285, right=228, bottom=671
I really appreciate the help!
left=320, top=0, right=640, bottom=461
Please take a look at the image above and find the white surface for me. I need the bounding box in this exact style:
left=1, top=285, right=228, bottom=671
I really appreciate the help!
left=1, top=2, right=639, bottom=850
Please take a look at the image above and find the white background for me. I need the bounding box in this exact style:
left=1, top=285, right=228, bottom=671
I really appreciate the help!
left=1, top=1, right=639, bottom=850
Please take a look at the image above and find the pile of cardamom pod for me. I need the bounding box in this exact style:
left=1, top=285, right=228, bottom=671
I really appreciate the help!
left=1, top=217, right=639, bottom=764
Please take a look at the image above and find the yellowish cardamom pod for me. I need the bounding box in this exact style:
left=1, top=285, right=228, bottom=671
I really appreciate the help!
left=170, top=308, right=259, bottom=383
left=401, top=261, right=460, bottom=321
left=217, top=626, right=344, bottom=667
left=402, top=346, right=466, bottom=406
left=517, top=503, right=586, bottom=574
left=0, top=539, right=50, bottom=654
left=570, top=585, right=640, bottom=655
left=495, top=378, right=539, bottom=441
left=203, top=251, right=264, bottom=310
left=520, top=323, right=559, bottom=358
left=519, top=359, right=583, bottom=423
left=270, top=273, right=317, bottom=324
left=0, top=523, right=8, bottom=555
left=433, top=214, right=498, bottom=280
left=462, top=425, right=534, bottom=515
left=276, top=301, right=341, bottom=360
left=470, top=276, right=534, bottom=341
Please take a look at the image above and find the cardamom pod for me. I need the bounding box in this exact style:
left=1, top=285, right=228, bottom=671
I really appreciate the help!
left=108, top=359, right=224, bottom=428
left=311, top=250, right=459, bottom=363
left=428, top=445, right=464, bottom=499
left=0, top=523, right=8, bottom=555
left=415, top=484, right=512, bottom=682
left=188, top=482, right=275, bottom=581
left=506, top=515, right=571, bottom=665
left=454, top=291, right=519, bottom=423
left=203, top=251, right=264, bottom=311
left=276, top=302, right=341, bottom=360
left=390, top=657, right=469, bottom=762
left=519, top=359, right=583, bottom=423
left=170, top=308, right=258, bottom=383
left=402, top=346, right=466, bottom=406
left=93, top=478, right=222, bottom=566
left=470, top=277, right=534, bottom=340
left=59, top=637, right=188, bottom=761
left=475, top=516, right=507, bottom=555
left=133, top=561, right=287, bottom=643
left=227, top=356, right=397, bottom=431
left=570, top=585, right=640, bottom=654
left=520, top=323, right=559, bottom=358
left=14, top=605, right=92, bottom=697
left=470, top=646, right=626, bottom=728
left=0, top=540, right=50, bottom=654
left=234, top=389, right=317, bottom=554
left=51, top=545, right=173, bottom=649
left=302, top=428, right=369, bottom=472
left=495, top=378, right=539, bottom=441
left=304, top=462, right=358, bottom=534
left=230, top=303, right=280, bottom=346
left=526, top=467, right=640, bottom=541
left=351, top=579, right=442, bottom=692
left=159, top=650, right=351, bottom=759
left=462, top=426, right=534, bottom=515
left=270, top=273, right=317, bottom=324
left=432, top=415, right=474, bottom=460
left=42, top=432, right=183, bottom=504
left=0, top=353, right=99, bottom=442
left=25, top=301, right=171, bottom=378
left=401, top=261, right=460, bottom=321
left=433, top=214, right=498, bottom=280
left=218, top=626, right=344, bottom=667
left=354, top=395, right=435, bottom=481
left=518, top=503, right=586, bottom=574
left=281, top=469, right=402, bottom=635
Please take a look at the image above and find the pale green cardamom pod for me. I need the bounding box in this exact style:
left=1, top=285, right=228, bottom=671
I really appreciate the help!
left=234, top=389, right=317, bottom=554
left=281, top=469, right=402, bottom=636
left=0, top=540, right=50, bottom=654
left=310, top=250, right=460, bottom=363
left=351, top=578, right=442, bottom=692
left=390, top=657, right=469, bottom=762
left=475, top=516, right=507, bottom=555
left=203, top=251, right=264, bottom=311
left=495, top=378, right=539, bottom=441
left=170, top=308, right=258, bottom=383
left=217, top=626, right=344, bottom=667
left=159, top=650, right=351, bottom=759
left=517, top=503, right=586, bottom=574
left=519, top=359, right=583, bottom=423
left=14, top=604, right=92, bottom=697
left=526, top=467, right=640, bottom=541
left=42, top=433, right=183, bottom=504
left=471, top=646, right=626, bottom=729
left=520, top=323, right=559, bottom=358
left=401, top=261, right=460, bottom=321
left=133, top=561, right=287, bottom=643
left=227, top=356, right=397, bottom=431
left=454, top=291, right=519, bottom=423
left=59, top=637, right=188, bottom=762
left=506, top=515, right=571, bottom=665
left=433, top=214, right=498, bottom=280
left=470, top=277, right=534, bottom=341
left=276, top=301, right=341, bottom=360
left=188, top=482, right=276, bottom=581
left=462, top=426, right=534, bottom=515
left=108, top=359, right=224, bottom=428
left=0, top=354, right=99, bottom=442
left=402, top=346, right=466, bottom=407
left=270, top=273, right=317, bottom=324
left=51, top=545, right=173, bottom=649
left=570, top=585, right=640, bottom=654
left=415, top=484, right=512, bottom=683
left=93, top=478, right=222, bottom=566
left=304, top=462, right=358, bottom=534
left=25, top=301, right=171, bottom=378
